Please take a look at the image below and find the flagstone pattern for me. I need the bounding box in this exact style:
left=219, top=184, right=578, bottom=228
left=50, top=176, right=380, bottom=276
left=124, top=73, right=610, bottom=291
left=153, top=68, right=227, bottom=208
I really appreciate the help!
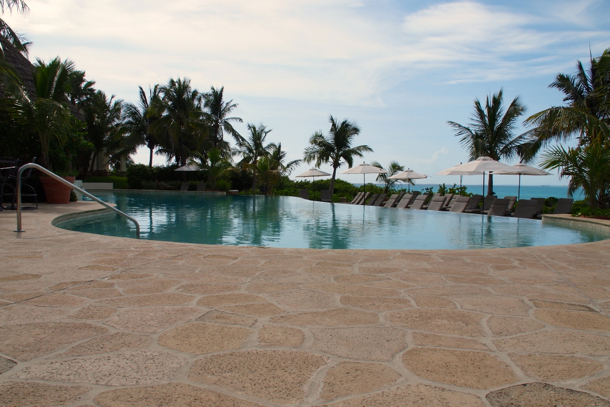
left=0, top=202, right=609, bottom=406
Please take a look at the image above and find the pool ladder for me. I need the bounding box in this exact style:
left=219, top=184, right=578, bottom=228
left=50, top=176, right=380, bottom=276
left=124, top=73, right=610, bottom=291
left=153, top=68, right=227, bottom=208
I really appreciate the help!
left=14, top=163, right=140, bottom=238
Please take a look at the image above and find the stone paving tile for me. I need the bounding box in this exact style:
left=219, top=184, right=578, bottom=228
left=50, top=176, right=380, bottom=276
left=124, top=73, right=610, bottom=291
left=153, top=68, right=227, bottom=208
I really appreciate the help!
left=509, top=353, right=604, bottom=382
left=159, top=322, right=251, bottom=354
left=403, top=347, right=520, bottom=390
left=325, top=383, right=485, bottom=406
left=94, top=383, right=265, bottom=406
left=2, top=204, right=610, bottom=406
left=16, top=349, right=187, bottom=385
left=319, top=362, right=401, bottom=402
left=311, top=326, right=407, bottom=361
left=0, top=382, right=90, bottom=406
left=189, top=350, right=329, bottom=404
left=487, top=382, right=610, bottom=407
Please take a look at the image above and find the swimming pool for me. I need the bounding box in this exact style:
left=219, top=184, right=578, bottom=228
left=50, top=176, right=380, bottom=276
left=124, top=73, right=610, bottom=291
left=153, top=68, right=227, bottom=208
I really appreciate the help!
left=57, top=191, right=610, bottom=250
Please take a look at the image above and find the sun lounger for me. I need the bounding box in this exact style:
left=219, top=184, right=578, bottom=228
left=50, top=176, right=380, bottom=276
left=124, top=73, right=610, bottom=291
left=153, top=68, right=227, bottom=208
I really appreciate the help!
left=321, top=190, right=332, bottom=202
left=383, top=194, right=399, bottom=208
left=395, top=193, right=412, bottom=209
left=463, top=195, right=483, bottom=213
left=512, top=199, right=538, bottom=218
left=373, top=193, right=387, bottom=206
left=449, top=196, right=470, bottom=213
left=554, top=198, right=573, bottom=214
left=350, top=192, right=363, bottom=204
left=408, top=193, right=429, bottom=210
left=299, top=189, right=309, bottom=200
left=440, top=194, right=454, bottom=210
left=357, top=192, right=371, bottom=205
left=366, top=193, right=379, bottom=205
left=426, top=195, right=447, bottom=211
left=504, top=196, right=517, bottom=215
left=487, top=199, right=510, bottom=217
left=180, top=182, right=189, bottom=191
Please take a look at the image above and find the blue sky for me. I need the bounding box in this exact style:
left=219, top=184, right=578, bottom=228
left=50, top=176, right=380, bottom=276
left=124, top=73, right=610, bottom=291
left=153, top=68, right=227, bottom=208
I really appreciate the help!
left=5, top=0, right=610, bottom=186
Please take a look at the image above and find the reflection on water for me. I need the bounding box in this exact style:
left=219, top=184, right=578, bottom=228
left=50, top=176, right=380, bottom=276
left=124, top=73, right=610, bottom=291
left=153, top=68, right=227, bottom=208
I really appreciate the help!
left=60, top=191, right=610, bottom=250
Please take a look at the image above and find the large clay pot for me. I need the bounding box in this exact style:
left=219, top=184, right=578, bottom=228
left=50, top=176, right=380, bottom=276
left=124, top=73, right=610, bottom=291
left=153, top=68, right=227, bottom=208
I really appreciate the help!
left=40, top=176, right=75, bottom=204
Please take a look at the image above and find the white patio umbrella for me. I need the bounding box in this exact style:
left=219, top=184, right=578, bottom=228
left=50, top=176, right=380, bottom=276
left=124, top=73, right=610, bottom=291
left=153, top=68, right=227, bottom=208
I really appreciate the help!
left=436, top=156, right=516, bottom=196
left=389, top=168, right=428, bottom=192
left=296, top=168, right=331, bottom=182
left=340, top=162, right=387, bottom=192
left=494, top=163, right=551, bottom=200
left=174, top=163, right=201, bottom=172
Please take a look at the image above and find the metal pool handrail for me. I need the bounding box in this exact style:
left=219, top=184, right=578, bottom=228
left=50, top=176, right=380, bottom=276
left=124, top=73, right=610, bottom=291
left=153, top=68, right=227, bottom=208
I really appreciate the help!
left=15, top=163, right=140, bottom=238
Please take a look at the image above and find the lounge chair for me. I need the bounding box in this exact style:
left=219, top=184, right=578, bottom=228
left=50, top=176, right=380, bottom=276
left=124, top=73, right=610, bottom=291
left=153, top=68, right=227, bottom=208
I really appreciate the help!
left=449, top=196, right=470, bottom=213
left=554, top=198, right=574, bottom=214
left=373, top=193, right=387, bottom=206
left=321, top=190, right=332, bottom=202
left=487, top=199, right=510, bottom=217
left=408, top=193, right=429, bottom=210
left=1, top=158, right=38, bottom=210
left=512, top=200, right=538, bottom=218
left=357, top=192, right=371, bottom=205
left=299, top=189, right=309, bottom=200
left=477, top=195, right=497, bottom=214
left=395, top=193, right=412, bottom=209
left=504, top=196, right=517, bottom=215
left=440, top=194, right=454, bottom=210
left=383, top=193, right=400, bottom=208
left=531, top=198, right=545, bottom=216
left=463, top=195, right=483, bottom=213
left=366, top=193, right=379, bottom=205
left=197, top=182, right=207, bottom=191
left=426, top=195, right=447, bottom=211
left=180, top=182, right=189, bottom=191
left=350, top=192, right=363, bottom=204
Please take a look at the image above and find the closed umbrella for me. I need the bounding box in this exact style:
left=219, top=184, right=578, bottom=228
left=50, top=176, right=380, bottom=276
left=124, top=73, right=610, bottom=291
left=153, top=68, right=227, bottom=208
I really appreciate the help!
left=340, top=163, right=387, bottom=193
left=437, top=157, right=516, bottom=196
left=389, top=168, right=427, bottom=192
left=494, top=163, right=551, bottom=200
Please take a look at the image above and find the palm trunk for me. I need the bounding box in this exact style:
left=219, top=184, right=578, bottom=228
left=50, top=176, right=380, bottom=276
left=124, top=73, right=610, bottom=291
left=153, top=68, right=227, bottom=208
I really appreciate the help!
left=148, top=148, right=154, bottom=167
left=329, top=166, right=337, bottom=195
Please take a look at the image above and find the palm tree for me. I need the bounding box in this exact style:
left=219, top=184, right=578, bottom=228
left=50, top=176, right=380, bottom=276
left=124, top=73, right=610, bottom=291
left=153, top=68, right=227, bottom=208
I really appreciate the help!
left=523, top=49, right=610, bottom=155
left=81, top=90, right=124, bottom=174
left=372, top=161, right=404, bottom=193
left=269, top=142, right=301, bottom=176
left=303, top=115, right=372, bottom=195
left=198, top=147, right=231, bottom=190
left=203, top=86, right=242, bottom=149
left=123, top=85, right=161, bottom=167
left=540, top=144, right=610, bottom=209
left=0, top=0, right=29, bottom=55
left=235, top=124, right=274, bottom=193
left=448, top=89, right=527, bottom=196
left=155, top=78, right=206, bottom=166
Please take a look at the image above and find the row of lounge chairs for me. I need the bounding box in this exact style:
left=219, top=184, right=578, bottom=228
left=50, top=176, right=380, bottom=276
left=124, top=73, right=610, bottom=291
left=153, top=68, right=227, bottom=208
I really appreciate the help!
left=345, top=191, right=573, bottom=219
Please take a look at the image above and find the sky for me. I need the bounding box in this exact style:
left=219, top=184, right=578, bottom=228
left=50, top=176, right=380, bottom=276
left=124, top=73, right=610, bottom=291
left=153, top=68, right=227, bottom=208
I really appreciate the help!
left=4, top=0, right=610, bottom=187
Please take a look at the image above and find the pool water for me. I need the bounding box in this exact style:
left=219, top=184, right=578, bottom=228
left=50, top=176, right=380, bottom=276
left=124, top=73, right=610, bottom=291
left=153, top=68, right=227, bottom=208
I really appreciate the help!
left=58, top=191, right=610, bottom=250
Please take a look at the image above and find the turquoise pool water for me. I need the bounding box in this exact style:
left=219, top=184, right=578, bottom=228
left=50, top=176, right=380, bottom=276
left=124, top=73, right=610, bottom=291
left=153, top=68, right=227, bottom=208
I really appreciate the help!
left=58, top=191, right=610, bottom=250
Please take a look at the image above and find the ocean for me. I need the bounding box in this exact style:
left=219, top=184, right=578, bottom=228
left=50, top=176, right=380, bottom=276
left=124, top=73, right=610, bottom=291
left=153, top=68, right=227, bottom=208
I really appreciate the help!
left=358, top=183, right=583, bottom=200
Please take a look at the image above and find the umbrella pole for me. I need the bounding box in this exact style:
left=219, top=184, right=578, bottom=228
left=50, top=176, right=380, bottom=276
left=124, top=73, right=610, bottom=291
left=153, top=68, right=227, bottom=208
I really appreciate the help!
left=482, top=172, right=485, bottom=197
left=518, top=174, right=521, bottom=200
left=363, top=174, right=366, bottom=193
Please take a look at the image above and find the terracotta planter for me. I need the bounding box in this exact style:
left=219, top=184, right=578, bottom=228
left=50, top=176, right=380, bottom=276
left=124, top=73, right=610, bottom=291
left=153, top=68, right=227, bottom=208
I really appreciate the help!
left=40, top=176, right=75, bottom=204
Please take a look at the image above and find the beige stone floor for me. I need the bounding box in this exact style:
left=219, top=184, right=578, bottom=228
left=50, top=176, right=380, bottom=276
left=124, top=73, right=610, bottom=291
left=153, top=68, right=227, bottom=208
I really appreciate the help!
left=1, top=202, right=610, bottom=406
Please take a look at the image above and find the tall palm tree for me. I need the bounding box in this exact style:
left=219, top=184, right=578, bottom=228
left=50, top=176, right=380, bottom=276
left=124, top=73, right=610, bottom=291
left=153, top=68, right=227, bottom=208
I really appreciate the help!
left=448, top=89, right=527, bottom=196
left=203, top=86, right=242, bottom=149
left=269, top=143, right=301, bottom=176
left=303, top=115, right=372, bottom=195
left=235, top=123, right=274, bottom=192
left=123, top=85, right=161, bottom=167
left=81, top=90, right=124, bottom=174
left=155, top=78, right=205, bottom=166
left=372, top=161, right=404, bottom=193
left=523, top=48, right=610, bottom=155
left=540, top=144, right=610, bottom=209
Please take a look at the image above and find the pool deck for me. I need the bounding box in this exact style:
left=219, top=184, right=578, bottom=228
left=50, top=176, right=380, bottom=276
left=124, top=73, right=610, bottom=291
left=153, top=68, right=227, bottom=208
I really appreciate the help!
left=1, top=202, right=610, bottom=406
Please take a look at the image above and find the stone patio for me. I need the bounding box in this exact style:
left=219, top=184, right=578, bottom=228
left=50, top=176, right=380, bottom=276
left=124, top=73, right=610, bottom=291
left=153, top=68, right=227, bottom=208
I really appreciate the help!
left=1, top=202, right=610, bottom=406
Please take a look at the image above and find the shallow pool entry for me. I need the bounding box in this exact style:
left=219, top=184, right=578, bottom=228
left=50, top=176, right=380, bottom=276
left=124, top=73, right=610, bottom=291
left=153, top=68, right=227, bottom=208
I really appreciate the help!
left=58, top=191, right=610, bottom=250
